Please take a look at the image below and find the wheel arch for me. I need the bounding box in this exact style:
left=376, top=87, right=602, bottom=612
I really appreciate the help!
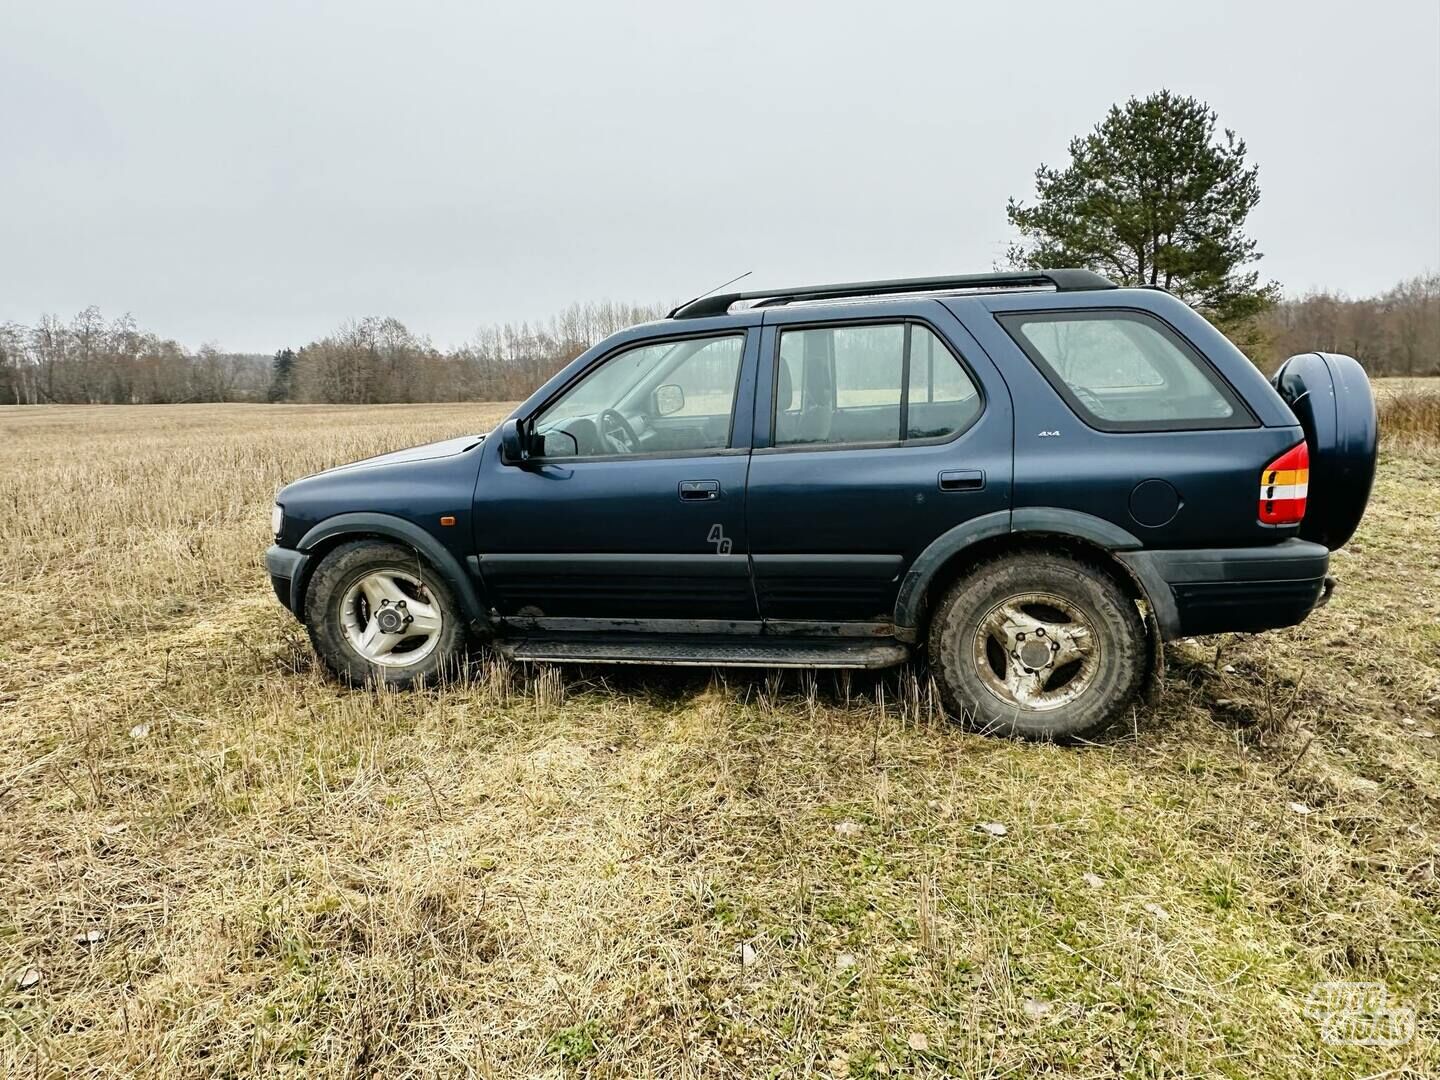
left=294, top=513, right=492, bottom=632
left=894, top=508, right=1179, bottom=643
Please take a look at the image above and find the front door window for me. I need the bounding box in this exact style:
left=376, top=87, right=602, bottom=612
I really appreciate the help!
left=534, top=334, right=744, bottom=457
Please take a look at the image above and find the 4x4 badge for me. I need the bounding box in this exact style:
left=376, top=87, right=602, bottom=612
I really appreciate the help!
left=1038, top=430, right=1061, bottom=437
left=707, top=524, right=733, bottom=555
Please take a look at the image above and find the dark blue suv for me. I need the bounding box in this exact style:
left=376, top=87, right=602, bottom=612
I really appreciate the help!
left=265, top=270, right=1377, bottom=740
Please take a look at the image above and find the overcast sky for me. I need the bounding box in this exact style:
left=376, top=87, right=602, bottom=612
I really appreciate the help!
left=2, top=0, right=1437, bottom=353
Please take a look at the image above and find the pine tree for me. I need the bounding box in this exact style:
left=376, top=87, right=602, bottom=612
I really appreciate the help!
left=267, top=348, right=296, bottom=402
left=1007, top=91, right=1280, bottom=331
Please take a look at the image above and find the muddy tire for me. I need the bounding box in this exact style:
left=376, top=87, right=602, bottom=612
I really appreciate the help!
left=927, top=552, right=1147, bottom=741
left=304, top=540, right=467, bottom=688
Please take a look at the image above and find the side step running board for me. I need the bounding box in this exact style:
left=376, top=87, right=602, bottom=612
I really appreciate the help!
left=494, top=636, right=909, bottom=669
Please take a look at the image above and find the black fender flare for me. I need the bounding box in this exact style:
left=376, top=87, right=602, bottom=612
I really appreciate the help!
left=893, top=507, right=1179, bottom=640
left=295, top=512, right=491, bottom=631
left=893, top=510, right=1011, bottom=637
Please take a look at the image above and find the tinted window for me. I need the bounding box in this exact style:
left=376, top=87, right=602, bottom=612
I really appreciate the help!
left=906, top=325, right=982, bottom=439
left=774, top=323, right=980, bottom=448
left=1000, top=311, right=1244, bottom=429
left=535, top=334, right=743, bottom=457
left=655, top=336, right=744, bottom=418
left=776, top=325, right=901, bottom=446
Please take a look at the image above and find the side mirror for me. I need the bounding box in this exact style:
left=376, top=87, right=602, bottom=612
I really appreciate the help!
left=654, top=383, right=685, bottom=417
left=499, top=418, right=530, bottom=464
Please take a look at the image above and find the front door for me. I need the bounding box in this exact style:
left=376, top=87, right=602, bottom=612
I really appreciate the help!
left=745, top=302, right=1013, bottom=625
left=475, top=329, right=759, bottom=623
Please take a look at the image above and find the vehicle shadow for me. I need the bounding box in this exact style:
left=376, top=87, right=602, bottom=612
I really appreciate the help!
left=480, top=653, right=975, bottom=734
left=485, top=652, right=1179, bottom=747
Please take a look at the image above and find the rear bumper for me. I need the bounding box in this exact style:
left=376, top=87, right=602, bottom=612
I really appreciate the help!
left=1118, top=539, right=1330, bottom=638
left=265, top=545, right=310, bottom=619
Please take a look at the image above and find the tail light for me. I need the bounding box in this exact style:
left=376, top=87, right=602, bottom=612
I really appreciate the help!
left=1259, top=441, right=1309, bottom=525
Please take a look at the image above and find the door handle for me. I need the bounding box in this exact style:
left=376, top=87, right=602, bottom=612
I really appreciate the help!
left=679, top=479, right=721, bottom=501
left=938, top=469, right=985, bottom=492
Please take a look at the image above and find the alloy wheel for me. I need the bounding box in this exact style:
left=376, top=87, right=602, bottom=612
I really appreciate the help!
left=339, top=569, right=445, bottom=668
left=970, top=591, right=1100, bottom=711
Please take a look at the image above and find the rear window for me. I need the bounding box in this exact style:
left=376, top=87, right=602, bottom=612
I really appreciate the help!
left=998, top=310, right=1251, bottom=431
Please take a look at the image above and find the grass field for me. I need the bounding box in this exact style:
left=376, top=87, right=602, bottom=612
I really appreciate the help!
left=1372, top=375, right=1440, bottom=399
left=1, top=399, right=1437, bottom=1078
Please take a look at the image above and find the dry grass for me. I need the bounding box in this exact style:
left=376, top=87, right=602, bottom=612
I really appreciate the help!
left=1, top=402, right=1437, bottom=1078
left=1378, top=389, right=1440, bottom=451
left=1373, top=375, right=1440, bottom=399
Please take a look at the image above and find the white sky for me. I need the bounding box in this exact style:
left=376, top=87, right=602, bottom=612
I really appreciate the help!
left=2, top=0, right=1437, bottom=352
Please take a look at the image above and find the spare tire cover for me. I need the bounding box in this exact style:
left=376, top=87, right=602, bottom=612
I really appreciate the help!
left=1271, top=352, right=1378, bottom=550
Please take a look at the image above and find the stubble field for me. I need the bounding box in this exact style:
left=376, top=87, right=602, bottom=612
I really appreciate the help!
left=1, top=398, right=1437, bottom=1078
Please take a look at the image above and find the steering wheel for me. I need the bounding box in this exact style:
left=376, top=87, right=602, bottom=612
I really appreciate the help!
left=598, top=409, right=639, bottom=454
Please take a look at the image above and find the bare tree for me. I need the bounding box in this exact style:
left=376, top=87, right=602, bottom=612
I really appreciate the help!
left=6, top=284, right=1422, bottom=406
left=1256, top=274, right=1439, bottom=376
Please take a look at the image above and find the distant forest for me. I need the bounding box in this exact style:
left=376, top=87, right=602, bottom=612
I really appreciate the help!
left=1, top=275, right=1435, bottom=406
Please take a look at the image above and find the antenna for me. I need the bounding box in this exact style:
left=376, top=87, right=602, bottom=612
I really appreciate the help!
left=667, top=270, right=752, bottom=319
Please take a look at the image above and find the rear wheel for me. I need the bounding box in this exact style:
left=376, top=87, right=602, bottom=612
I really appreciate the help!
left=928, top=552, right=1147, bottom=741
left=304, top=540, right=466, bottom=688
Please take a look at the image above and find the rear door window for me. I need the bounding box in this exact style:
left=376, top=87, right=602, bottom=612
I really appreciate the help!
left=905, top=324, right=982, bottom=439
left=998, top=310, right=1251, bottom=431
left=774, top=323, right=982, bottom=447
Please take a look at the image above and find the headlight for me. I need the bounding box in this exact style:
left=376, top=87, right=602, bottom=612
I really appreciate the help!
left=271, top=503, right=284, bottom=537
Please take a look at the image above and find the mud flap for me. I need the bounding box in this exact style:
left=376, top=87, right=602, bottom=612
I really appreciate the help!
left=1141, top=608, right=1166, bottom=705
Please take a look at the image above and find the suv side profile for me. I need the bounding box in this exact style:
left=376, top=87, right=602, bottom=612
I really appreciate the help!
left=265, top=270, right=1378, bottom=740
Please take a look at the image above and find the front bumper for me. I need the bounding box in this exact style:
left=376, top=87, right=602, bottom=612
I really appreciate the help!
left=1119, top=539, right=1331, bottom=638
left=265, top=545, right=310, bottom=619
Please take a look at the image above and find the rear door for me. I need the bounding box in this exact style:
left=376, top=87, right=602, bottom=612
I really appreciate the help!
left=744, top=300, right=1013, bottom=626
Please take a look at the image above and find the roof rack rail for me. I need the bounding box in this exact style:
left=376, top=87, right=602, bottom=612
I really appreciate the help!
left=668, top=268, right=1116, bottom=319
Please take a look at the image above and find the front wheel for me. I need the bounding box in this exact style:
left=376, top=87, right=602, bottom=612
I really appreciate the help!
left=304, top=540, right=467, bottom=688
left=927, top=552, right=1148, bottom=741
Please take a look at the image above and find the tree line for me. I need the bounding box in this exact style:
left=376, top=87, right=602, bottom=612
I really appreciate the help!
left=1253, top=274, right=1440, bottom=376
left=0, top=300, right=668, bottom=406
left=1, top=281, right=1434, bottom=407
left=0, top=309, right=271, bottom=406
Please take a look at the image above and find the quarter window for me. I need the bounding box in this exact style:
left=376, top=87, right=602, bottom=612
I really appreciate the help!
left=999, top=310, right=1247, bottom=430
left=774, top=323, right=981, bottom=448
